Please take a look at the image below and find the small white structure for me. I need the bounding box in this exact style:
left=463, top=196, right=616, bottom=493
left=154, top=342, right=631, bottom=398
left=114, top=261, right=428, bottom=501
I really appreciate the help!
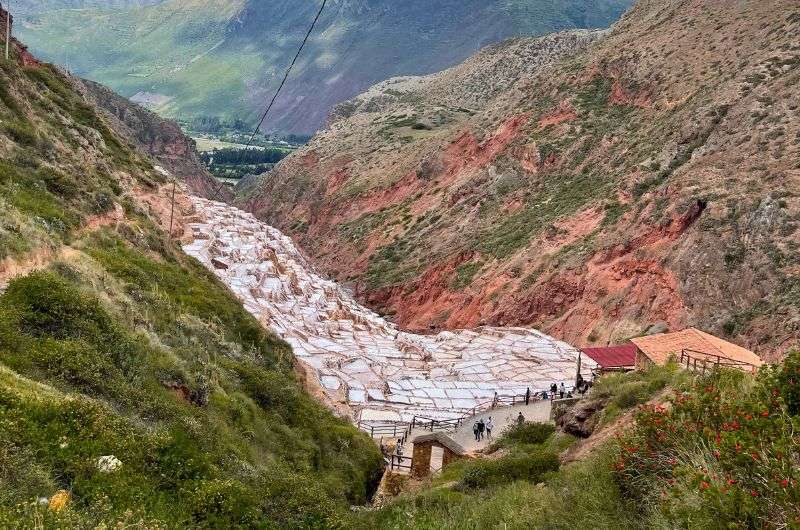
left=184, top=198, right=595, bottom=422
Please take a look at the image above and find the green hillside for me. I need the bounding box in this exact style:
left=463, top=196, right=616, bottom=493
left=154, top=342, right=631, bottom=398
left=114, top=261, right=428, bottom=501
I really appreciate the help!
left=0, top=42, right=381, bottom=528
left=15, top=0, right=632, bottom=134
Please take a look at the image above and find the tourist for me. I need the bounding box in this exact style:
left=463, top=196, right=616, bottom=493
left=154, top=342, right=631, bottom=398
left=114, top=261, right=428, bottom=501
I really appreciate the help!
left=491, top=391, right=499, bottom=408
left=550, top=382, right=557, bottom=400
left=477, top=419, right=486, bottom=441
left=395, top=441, right=404, bottom=463
left=566, top=390, right=573, bottom=398
left=517, top=411, right=525, bottom=425
left=559, top=382, right=566, bottom=399
left=473, top=421, right=480, bottom=441
left=486, top=417, right=494, bottom=439
left=541, top=390, right=549, bottom=400
left=525, top=387, right=531, bottom=405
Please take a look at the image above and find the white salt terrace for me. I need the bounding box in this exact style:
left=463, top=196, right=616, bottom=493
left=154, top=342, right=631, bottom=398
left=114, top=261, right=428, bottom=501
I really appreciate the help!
left=184, top=197, right=595, bottom=424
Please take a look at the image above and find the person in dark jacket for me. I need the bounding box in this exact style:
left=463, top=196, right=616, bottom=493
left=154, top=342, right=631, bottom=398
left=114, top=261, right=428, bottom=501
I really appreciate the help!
left=477, top=419, right=486, bottom=441
left=473, top=421, right=480, bottom=441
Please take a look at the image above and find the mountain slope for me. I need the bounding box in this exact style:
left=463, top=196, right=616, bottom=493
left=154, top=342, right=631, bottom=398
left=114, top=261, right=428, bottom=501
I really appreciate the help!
left=0, top=33, right=381, bottom=527
left=242, top=0, right=800, bottom=361
left=16, top=0, right=632, bottom=134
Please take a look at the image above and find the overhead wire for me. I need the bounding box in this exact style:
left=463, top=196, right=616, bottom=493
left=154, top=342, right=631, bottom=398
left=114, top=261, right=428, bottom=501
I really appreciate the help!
left=209, top=0, right=328, bottom=202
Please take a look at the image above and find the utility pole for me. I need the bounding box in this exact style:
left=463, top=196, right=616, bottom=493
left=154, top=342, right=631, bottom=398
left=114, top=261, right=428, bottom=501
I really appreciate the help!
left=168, top=181, right=177, bottom=240
left=5, top=1, right=10, bottom=62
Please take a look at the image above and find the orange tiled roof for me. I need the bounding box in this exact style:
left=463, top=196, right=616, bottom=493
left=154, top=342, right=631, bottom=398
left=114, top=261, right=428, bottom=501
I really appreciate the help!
left=630, top=328, right=763, bottom=368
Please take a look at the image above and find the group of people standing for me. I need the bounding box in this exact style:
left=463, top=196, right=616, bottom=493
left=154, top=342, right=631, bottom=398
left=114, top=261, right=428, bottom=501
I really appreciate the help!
left=472, top=417, right=494, bottom=441
left=541, top=382, right=572, bottom=400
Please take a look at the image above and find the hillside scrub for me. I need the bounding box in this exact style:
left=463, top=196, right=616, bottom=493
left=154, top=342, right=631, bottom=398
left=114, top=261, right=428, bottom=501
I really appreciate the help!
left=0, top=228, right=383, bottom=528
left=0, top=57, right=156, bottom=262
left=591, top=363, right=689, bottom=424
left=616, top=354, right=800, bottom=528
left=350, top=421, right=638, bottom=529
left=0, top=51, right=382, bottom=528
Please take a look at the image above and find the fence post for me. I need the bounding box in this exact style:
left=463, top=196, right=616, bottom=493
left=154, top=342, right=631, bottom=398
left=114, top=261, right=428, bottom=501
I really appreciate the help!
left=370, top=426, right=374, bottom=437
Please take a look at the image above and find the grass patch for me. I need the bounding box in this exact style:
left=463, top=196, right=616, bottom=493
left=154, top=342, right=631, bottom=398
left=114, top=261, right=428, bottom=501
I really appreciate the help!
left=450, top=261, right=482, bottom=290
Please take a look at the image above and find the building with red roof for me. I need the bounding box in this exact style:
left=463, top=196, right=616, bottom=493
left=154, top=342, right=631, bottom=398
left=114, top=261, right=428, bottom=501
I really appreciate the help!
left=580, top=343, right=637, bottom=373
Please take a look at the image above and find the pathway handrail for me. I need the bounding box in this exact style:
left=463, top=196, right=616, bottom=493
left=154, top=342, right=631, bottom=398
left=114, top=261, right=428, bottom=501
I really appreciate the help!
left=409, top=388, right=556, bottom=434
left=387, top=453, right=411, bottom=472
left=357, top=420, right=412, bottom=445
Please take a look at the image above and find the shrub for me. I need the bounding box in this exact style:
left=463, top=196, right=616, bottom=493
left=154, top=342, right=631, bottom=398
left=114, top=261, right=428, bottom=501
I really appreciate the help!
left=497, top=421, right=555, bottom=447
left=459, top=449, right=559, bottom=489
left=615, top=358, right=800, bottom=528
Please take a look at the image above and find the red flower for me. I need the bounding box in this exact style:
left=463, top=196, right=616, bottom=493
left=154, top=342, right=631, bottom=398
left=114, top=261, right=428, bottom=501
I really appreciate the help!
left=700, top=481, right=710, bottom=490
left=727, top=478, right=737, bottom=485
left=780, top=479, right=790, bottom=488
left=751, top=490, right=759, bottom=497
left=761, top=410, right=770, bottom=418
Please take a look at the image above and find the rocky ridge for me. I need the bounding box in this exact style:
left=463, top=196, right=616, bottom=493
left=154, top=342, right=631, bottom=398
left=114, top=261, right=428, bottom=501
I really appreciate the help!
left=243, top=0, right=800, bottom=361
left=71, top=76, right=227, bottom=200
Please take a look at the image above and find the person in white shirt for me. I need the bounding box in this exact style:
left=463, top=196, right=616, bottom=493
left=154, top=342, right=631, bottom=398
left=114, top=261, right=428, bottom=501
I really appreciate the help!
left=485, top=417, right=494, bottom=439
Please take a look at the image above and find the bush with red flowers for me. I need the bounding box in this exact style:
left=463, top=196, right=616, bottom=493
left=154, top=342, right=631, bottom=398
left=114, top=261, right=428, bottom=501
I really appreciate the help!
left=615, top=353, right=800, bottom=528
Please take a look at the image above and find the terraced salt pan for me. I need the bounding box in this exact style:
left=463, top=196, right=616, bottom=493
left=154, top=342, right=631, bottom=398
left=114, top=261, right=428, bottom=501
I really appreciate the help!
left=184, top=198, right=595, bottom=423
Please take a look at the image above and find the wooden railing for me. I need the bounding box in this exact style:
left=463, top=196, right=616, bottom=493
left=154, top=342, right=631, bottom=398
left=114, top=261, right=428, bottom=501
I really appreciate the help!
left=359, top=386, right=577, bottom=440
left=679, top=349, right=759, bottom=374
left=357, top=421, right=412, bottom=445
left=386, top=453, right=411, bottom=472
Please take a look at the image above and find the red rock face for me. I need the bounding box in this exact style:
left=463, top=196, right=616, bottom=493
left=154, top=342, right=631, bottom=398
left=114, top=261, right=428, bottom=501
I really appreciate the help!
left=242, top=0, right=800, bottom=359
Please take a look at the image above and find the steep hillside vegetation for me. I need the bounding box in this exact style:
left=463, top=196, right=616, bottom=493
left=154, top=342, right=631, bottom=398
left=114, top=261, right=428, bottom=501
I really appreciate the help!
left=0, top=39, right=381, bottom=527
left=16, top=0, right=632, bottom=133
left=244, top=0, right=800, bottom=360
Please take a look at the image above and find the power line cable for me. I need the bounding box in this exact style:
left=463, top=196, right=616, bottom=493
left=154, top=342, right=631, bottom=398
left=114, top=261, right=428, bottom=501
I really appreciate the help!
left=209, top=0, right=328, bottom=202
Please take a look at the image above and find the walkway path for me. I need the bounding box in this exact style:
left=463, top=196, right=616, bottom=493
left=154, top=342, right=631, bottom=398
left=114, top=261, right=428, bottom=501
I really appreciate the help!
left=183, top=197, right=596, bottom=422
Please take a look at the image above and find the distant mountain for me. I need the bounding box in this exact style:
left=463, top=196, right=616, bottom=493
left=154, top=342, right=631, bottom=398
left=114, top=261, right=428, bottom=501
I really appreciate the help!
left=241, top=0, right=800, bottom=359
left=15, top=0, right=162, bottom=15
left=15, top=0, right=632, bottom=134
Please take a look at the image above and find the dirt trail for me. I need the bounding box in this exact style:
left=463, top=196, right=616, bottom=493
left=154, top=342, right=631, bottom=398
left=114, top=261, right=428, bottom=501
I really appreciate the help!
left=0, top=184, right=191, bottom=291
left=0, top=204, right=123, bottom=291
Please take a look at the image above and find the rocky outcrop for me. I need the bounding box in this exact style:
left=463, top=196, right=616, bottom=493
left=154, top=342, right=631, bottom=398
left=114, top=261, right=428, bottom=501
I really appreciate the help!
left=70, top=77, right=228, bottom=200
left=555, top=398, right=608, bottom=438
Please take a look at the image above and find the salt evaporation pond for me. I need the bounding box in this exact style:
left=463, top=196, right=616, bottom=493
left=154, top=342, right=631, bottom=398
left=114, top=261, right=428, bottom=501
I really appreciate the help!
left=184, top=197, right=595, bottom=423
